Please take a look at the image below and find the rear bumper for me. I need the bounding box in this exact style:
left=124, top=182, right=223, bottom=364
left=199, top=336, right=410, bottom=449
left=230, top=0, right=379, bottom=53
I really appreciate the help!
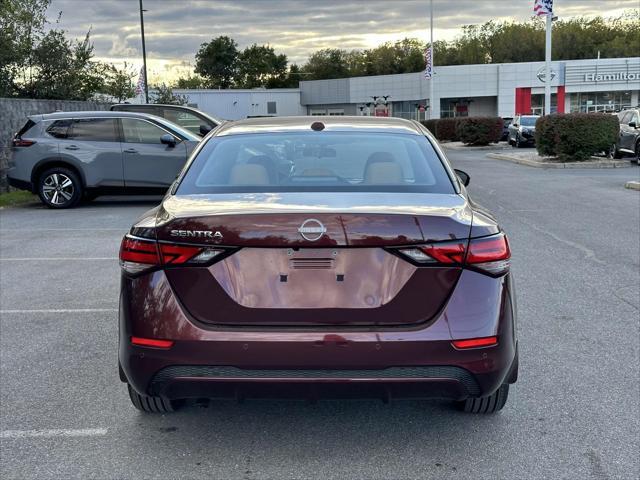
left=119, top=270, right=518, bottom=401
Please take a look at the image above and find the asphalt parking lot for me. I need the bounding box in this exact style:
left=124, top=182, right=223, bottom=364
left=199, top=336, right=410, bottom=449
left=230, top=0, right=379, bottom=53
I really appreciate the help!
left=1, top=149, right=638, bottom=480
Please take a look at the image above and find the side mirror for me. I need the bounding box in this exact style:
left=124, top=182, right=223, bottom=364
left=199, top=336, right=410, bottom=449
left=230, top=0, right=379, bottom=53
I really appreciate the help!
left=454, top=169, right=470, bottom=187
left=160, top=133, right=176, bottom=147
left=199, top=124, right=213, bottom=136
left=629, top=122, right=637, bottom=129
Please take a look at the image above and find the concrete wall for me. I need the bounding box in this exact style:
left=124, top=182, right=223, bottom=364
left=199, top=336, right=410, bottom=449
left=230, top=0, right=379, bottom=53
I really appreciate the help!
left=0, top=98, right=109, bottom=192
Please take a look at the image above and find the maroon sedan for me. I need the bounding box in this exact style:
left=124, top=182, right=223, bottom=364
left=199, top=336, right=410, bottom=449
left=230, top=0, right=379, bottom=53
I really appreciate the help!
left=119, top=116, right=518, bottom=414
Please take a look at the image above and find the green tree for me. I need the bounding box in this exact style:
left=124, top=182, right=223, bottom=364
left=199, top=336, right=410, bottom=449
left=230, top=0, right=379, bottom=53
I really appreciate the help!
left=0, top=0, right=51, bottom=96
left=151, top=84, right=189, bottom=105
left=194, top=36, right=238, bottom=88
left=23, top=29, right=104, bottom=100
left=365, top=38, right=426, bottom=75
left=236, top=44, right=288, bottom=88
left=104, top=62, right=136, bottom=102
left=174, top=75, right=206, bottom=89
left=303, top=49, right=350, bottom=80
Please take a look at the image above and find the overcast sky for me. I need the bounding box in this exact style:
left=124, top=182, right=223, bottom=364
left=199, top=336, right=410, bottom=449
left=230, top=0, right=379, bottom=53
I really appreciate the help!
left=46, top=0, right=638, bottom=82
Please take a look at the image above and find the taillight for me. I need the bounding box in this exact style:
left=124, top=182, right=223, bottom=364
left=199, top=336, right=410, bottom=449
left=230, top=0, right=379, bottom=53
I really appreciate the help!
left=395, top=233, right=510, bottom=277
left=12, top=138, right=36, bottom=147
left=466, top=233, right=511, bottom=276
left=119, top=235, right=227, bottom=275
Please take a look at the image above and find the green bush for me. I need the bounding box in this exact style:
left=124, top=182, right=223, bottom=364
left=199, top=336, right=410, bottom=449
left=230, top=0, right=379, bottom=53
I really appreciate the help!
left=535, top=113, right=619, bottom=161
left=435, top=118, right=460, bottom=141
left=534, top=115, right=559, bottom=156
left=456, top=117, right=503, bottom=145
left=421, top=119, right=438, bottom=136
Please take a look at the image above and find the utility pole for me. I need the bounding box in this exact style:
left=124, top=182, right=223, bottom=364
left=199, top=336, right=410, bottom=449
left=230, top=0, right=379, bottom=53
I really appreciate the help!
left=139, top=0, right=149, bottom=104
left=428, top=0, right=434, bottom=119
left=544, top=12, right=552, bottom=115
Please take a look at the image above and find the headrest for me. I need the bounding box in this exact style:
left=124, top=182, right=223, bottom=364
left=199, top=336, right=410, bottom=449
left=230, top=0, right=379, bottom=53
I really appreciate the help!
left=229, top=164, right=270, bottom=185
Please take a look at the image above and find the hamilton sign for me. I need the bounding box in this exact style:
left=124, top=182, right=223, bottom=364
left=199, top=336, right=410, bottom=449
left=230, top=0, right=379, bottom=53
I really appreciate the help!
left=584, top=71, right=638, bottom=82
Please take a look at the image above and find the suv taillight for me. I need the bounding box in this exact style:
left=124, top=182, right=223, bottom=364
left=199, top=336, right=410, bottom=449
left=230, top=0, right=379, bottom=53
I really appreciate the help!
left=119, top=235, right=227, bottom=275
left=12, top=138, right=36, bottom=147
left=396, top=233, right=511, bottom=277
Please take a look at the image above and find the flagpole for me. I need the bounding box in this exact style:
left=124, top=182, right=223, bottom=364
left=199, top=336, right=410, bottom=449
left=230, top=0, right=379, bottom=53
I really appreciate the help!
left=139, top=0, right=149, bottom=104
left=429, top=0, right=434, bottom=119
left=544, top=12, right=552, bottom=115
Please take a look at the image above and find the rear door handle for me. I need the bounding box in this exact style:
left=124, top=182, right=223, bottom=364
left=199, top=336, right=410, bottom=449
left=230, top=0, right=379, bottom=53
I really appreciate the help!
left=65, top=145, right=79, bottom=150
left=123, top=148, right=138, bottom=154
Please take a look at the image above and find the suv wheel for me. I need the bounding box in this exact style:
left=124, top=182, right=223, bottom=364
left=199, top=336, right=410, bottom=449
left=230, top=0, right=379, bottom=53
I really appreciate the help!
left=38, top=167, right=82, bottom=209
left=456, top=384, right=509, bottom=414
left=608, top=143, right=622, bottom=160
left=515, top=135, right=522, bottom=148
left=127, top=384, right=177, bottom=413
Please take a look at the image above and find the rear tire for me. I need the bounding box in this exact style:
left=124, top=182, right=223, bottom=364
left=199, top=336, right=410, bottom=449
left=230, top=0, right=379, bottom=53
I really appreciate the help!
left=608, top=143, right=622, bottom=159
left=456, top=384, right=509, bottom=414
left=634, top=142, right=640, bottom=164
left=127, top=384, right=176, bottom=413
left=37, top=167, right=82, bottom=209
left=514, top=134, right=522, bottom=148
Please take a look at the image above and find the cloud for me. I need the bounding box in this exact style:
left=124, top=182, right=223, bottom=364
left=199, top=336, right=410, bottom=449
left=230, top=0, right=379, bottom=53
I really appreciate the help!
left=46, top=0, right=638, bottom=81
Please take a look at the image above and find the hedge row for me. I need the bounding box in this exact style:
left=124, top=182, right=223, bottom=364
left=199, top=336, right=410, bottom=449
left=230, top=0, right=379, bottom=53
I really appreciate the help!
left=535, top=113, right=619, bottom=161
left=421, top=116, right=503, bottom=145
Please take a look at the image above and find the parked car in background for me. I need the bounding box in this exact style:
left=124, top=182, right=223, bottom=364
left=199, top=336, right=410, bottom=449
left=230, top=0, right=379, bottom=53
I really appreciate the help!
left=501, top=117, right=513, bottom=141
left=8, top=111, right=200, bottom=208
left=111, top=104, right=222, bottom=137
left=508, top=115, right=539, bottom=148
left=119, top=116, right=518, bottom=415
left=610, top=107, right=640, bottom=163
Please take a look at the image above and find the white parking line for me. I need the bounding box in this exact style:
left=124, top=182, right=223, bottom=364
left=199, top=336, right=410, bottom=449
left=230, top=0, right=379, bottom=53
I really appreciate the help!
left=0, top=258, right=117, bottom=261
left=0, top=309, right=118, bottom=314
left=0, top=428, right=108, bottom=439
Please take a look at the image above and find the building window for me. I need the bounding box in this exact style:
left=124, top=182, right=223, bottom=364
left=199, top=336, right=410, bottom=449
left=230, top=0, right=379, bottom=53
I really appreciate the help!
left=267, top=101, right=277, bottom=115
left=531, top=94, right=558, bottom=115
left=327, top=109, right=344, bottom=116
left=391, top=100, right=428, bottom=120
left=440, top=99, right=471, bottom=118
left=310, top=109, right=326, bottom=116
left=568, top=91, right=631, bottom=113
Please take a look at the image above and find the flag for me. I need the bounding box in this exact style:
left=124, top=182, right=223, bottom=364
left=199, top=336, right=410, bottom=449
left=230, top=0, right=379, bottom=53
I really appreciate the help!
left=534, top=0, right=553, bottom=16
left=424, top=46, right=433, bottom=79
left=135, top=66, right=146, bottom=96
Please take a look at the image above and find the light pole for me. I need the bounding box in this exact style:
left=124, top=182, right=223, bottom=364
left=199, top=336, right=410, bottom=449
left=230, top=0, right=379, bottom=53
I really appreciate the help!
left=428, top=0, right=434, bottom=119
left=544, top=13, right=552, bottom=115
left=139, top=0, right=149, bottom=104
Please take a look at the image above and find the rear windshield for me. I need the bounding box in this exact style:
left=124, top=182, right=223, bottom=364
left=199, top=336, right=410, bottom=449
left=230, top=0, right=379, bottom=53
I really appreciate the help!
left=521, top=117, right=537, bottom=126
left=177, top=132, right=454, bottom=194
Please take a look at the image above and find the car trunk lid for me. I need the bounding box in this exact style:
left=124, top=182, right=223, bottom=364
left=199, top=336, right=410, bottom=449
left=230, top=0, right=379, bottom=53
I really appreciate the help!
left=157, top=192, right=472, bottom=327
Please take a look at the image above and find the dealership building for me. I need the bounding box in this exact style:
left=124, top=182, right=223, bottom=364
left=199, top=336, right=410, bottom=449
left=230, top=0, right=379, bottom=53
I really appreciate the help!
left=173, top=56, right=639, bottom=120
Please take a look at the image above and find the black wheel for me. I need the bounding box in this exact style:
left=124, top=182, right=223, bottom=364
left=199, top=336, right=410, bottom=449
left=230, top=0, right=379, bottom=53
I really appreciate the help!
left=634, top=142, right=640, bottom=164
left=456, top=384, right=509, bottom=414
left=515, top=134, right=522, bottom=148
left=37, top=167, right=82, bottom=208
left=127, top=384, right=176, bottom=413
left=608, top=143, right=622, bottom=159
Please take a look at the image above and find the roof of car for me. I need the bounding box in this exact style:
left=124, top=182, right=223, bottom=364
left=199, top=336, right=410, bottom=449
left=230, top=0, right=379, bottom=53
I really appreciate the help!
left=35, top=110, right=164, bottom=121
left=112, top=103, right=199, bottom=110
left=214, top=116, right=424, bottom=136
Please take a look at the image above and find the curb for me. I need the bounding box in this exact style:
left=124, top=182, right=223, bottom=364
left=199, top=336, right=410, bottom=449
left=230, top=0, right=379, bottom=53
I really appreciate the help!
left=441, top=142, right=510, bottom=151
left=625, top=181, right=640, bottom=191
left=486, top=153, right=632, bottom=169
